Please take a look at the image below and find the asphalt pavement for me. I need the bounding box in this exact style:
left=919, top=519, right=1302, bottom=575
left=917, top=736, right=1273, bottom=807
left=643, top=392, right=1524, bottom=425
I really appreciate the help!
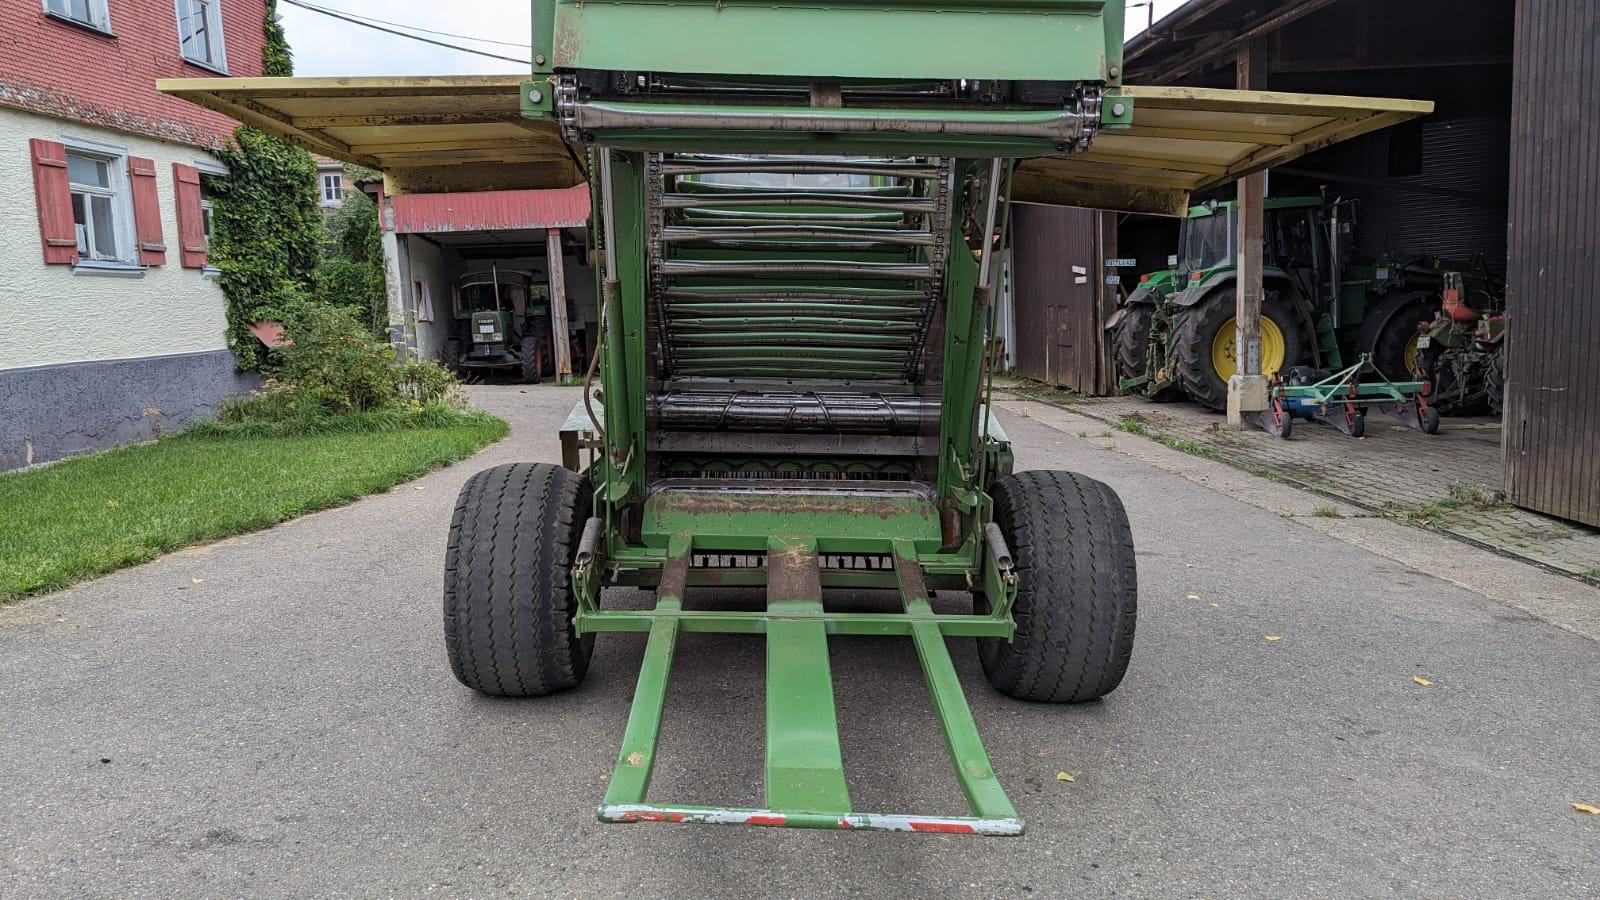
left=2, top=385, right=1597, bottom=898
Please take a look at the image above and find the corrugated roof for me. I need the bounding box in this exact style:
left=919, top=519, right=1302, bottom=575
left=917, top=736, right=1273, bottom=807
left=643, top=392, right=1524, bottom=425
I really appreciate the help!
left=390, top=185, right=591, bottom=233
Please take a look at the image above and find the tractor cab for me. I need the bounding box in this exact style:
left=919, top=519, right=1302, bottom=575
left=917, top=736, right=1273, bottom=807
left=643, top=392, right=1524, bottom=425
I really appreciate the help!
left=441, top=269, right=549, bottom=384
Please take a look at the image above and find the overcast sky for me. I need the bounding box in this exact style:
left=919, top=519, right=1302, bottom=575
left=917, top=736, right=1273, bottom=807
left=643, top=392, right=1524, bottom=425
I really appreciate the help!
left=277, top=1, right=1191, bottom=77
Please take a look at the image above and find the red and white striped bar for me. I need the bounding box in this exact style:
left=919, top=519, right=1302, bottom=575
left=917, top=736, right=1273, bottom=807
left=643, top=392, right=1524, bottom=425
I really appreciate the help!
left=599, top=803, right=1024, bottom=836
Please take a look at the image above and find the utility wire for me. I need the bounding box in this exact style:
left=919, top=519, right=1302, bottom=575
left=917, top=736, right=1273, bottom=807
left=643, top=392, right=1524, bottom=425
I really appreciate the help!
left=283, top=0, right=533, bottom=49
left=279, top=0, right=532, bottom=66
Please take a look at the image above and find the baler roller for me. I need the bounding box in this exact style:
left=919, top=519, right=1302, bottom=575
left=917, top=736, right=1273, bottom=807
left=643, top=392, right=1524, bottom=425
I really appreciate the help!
left=653, top=391, right=938, bottom=433
left=660, top=158, right=944, bottom=179
left=659, top=226, right=937, bottom=246
left=658, top=259, right=934, bottom=279
left=659, top=192, right=937, bottom=212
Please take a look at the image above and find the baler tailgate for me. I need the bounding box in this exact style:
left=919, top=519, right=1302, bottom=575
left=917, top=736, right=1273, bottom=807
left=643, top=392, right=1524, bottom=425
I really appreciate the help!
left=598, top=539, right=1024, bottom=835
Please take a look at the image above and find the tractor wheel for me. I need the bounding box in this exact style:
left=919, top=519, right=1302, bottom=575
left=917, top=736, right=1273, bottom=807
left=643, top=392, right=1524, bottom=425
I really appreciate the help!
left=1485, top=347, right=1506, bottom=417
left=1113, top=305, right=1183, bottom=401
left=443, top=463, right=593, bottom=697
left=979, top=470, right=1137, bottom=703
left=1172, top=288, right=1311, bottom=412
left=1355, top=291, right=1438, bottom=381
left=520, top=335, right=542, bottom=384
left=441, top=338, right=464, bottom=373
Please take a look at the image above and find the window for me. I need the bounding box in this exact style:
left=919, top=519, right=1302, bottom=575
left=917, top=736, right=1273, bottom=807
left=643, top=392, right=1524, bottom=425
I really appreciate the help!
left=66, top=149, right=128, bottom=262
left=176, top=0, right=227, bottom=71
left=199, top=180, right=217, bottom=249
left=45, top=0, right=111, bottom=32
left=320, top=172, right=344, bottom=207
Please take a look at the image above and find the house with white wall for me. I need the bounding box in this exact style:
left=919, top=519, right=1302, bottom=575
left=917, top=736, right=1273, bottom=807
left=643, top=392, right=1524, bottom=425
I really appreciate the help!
left=0, top=0, right=267, bottom=470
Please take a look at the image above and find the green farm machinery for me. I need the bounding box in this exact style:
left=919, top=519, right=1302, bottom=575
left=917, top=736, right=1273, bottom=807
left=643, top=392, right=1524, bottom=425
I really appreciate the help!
left=440, top=268, right=550, bottom=383
left=163, top=0, right=1429, bottom=835
left=1110, top=196, right=1503, bottom=416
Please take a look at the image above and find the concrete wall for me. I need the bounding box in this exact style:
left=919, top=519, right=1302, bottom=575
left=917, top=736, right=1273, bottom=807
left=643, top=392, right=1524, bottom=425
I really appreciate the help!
left=0, top=350, right=257, bottom=470
left=1, top=107, right=249, bottom=469
left=405, top=235, right=464, bottom=362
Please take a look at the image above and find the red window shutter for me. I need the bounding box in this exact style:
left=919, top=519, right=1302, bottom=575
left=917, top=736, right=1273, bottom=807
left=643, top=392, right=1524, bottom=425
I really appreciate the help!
left=127, top=156, right=166, bottom=266
left=172, top=163, right=208, bottom=269
left=29, top=139, right=77, bottom=265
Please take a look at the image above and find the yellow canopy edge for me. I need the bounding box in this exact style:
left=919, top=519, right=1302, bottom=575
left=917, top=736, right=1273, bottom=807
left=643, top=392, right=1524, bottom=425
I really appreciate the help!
left=156, top=75, right=583, bottom=195
left=1016, top=86, right=1433, bottom=216
left=158, top=78, right=1430, bottom=213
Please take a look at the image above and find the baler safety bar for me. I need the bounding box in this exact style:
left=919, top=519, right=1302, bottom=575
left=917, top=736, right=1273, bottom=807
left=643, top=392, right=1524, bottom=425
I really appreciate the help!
left=596, top=536, right=1025, bottom=835
left=570, top=100, right=1094, bottom=143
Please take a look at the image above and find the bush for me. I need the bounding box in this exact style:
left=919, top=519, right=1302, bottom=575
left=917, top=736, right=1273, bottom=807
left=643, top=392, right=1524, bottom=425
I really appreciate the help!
left=277, top=302, right=401, bottom=414
left=317, top=189, right=388, bottom=333
left=222, top=301, right=470, bottom=424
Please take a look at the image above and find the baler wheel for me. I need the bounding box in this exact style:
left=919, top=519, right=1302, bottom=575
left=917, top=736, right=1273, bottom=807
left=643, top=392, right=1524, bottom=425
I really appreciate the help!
left=443, top=463, right=593, bottom=696
left=980, top=471, right=1137, bottom=703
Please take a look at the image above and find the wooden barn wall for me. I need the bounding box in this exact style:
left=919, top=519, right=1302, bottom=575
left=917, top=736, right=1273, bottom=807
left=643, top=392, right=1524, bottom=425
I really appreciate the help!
left=1502, top=0, right=1600, bottom=527
left=1010, top=205, right=1110, bottom=394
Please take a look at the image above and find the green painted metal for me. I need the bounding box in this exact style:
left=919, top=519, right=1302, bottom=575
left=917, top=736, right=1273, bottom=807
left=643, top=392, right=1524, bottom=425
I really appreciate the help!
left=551, top=0, right=1118, bottom=83
left=894, top=543, right=1017, bottom=822
left=598, top=536, right=690, bottom=810
left=764, top=539, right=853, bottom=813
left=551, top=0, right=1093, bottom=836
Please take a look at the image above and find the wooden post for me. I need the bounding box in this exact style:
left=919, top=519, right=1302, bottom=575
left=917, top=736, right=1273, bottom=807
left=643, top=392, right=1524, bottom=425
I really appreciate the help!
left=546, top=228, right=573, bottom=381
left=1228, top=38, right=1270, bottom=425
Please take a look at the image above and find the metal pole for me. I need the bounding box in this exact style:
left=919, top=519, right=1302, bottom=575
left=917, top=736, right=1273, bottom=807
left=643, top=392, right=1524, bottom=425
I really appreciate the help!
left=976, top=157, right=1004, bottom=289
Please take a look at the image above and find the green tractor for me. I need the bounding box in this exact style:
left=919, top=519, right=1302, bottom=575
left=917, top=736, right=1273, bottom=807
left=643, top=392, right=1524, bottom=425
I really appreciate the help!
left=1111, top=196, right=1497, bottom=411
left=439, top=267, right=550, bottom=384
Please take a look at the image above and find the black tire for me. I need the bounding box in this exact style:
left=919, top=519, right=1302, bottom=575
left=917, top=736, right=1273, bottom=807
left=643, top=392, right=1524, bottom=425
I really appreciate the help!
left=1113, top=305, right=1183, bottom=401
left=979, top=471, right=1137, bottom=703
left=520, top=335, right=542, bottom=384
left=1485, top=347, right=1506, bottom=417
left=441, top=338, right=463, bottom=372
left=1355, top=291, right=1438, bottom=381
left=443, top=463, right=593, bottom=697
left=1422, top=407, right=1441, bottom=435
left=1172, top=288, right=1312, bottom=412
left=1349, top=410, right=1365, bottom=439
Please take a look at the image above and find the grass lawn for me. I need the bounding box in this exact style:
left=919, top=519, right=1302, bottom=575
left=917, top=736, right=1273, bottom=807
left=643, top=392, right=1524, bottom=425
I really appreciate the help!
left=0, top=409, right=507, bottom=602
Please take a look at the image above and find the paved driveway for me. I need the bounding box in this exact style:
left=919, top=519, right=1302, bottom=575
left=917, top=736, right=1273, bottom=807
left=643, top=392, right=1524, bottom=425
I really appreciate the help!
left=2, top=385, right=1597, bottom=897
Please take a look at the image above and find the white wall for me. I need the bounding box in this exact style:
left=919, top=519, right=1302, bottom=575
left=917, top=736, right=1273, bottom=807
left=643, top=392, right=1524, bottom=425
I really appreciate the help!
left=0, top=106, right=230, bottom=372
left=405, top=234, right=462, bottom=361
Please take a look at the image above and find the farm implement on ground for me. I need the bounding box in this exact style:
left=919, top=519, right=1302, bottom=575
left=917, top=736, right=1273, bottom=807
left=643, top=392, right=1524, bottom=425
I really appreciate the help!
left=161, top=0, right=1430, bottom=835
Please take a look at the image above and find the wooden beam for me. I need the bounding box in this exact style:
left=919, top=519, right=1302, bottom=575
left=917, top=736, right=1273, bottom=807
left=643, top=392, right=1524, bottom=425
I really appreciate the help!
left=1230, top=38, right=1269, bottom=420
left=546, top=229, right=573, bottom=380
left=290, top=113, right=527, bottom=128
left=1010, top=168, right=1191, bottom=217
left=1122, top=124, right=1294, bottom=146
left=1150, top=0, right=1341, bottom=83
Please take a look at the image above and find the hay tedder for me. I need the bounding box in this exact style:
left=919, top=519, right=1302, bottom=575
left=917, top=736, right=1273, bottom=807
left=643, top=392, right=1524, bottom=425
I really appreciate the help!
left=163, top=0, right=1429, bottom=835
